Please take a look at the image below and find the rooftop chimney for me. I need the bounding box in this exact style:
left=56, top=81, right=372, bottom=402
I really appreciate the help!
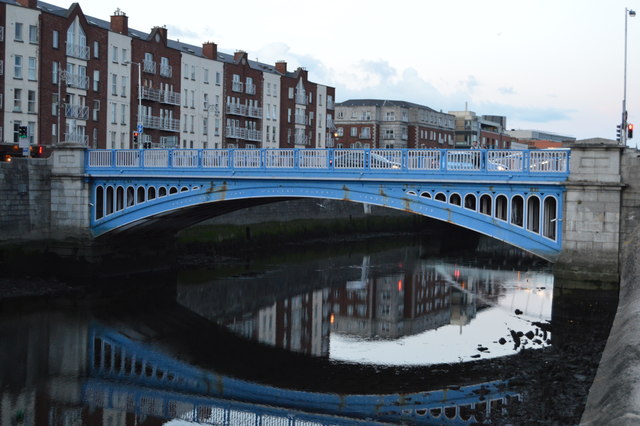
left=110, top=8, right=128, bottom=35
left=153, top=26, right=167, bottom=41
left=234, top=50, right=247, bottom=63
left=275, top=60, right=287, bottom=74
left=16, top=0, right=37, bottom=8
left=203, top=42, right=217, bottom=60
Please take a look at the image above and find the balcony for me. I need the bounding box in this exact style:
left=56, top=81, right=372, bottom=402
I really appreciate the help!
left=294, top=114, right=306, bottom=125
left=141, top=114, right=180, bottom=132
left=232, top=81, right=243, bottom=93
left=225, top=126, right=261, bottom=142
left=64, top=104, right=89, bottom=120
left=326, top=118, right=335, bottom=130
left=159, top=63, right=172, bottom=78
left=225, top=103, right=262, bottom=118
left=140, top=86, right=180, bottom=105
left=66, top=42, right=89, bottom=60
left=64, top=132, right=88, bottom=144
left=65, top=73, right=89, bottom=90
left=295, top=92, right=307, bottom=105
left=294, top=133, right=309, bottom=146
left=160, top=135, right=179, bottom=148
left=327, top=99, right=335, bottom=110
left=143, top=59, right=156, bottom=74
left=245, top=83, right=256, bottom=95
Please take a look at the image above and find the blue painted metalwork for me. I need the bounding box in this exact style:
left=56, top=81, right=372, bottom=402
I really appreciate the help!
left=84, top=148, right=570, bottom=260
left=89, top=322, right=521, bottom=424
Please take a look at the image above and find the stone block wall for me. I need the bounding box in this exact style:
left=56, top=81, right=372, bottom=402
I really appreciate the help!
left=555, top=139, right=624, bottom=286
left=0, top=157, right=52, bottom=241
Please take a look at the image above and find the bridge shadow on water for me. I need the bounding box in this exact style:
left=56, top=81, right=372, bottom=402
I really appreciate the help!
left=0, top=232, right=618, bottom=425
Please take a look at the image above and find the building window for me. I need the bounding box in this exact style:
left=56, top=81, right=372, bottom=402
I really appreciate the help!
left=110, top=103, right=116, bottom=124
left=190, top=90, right=195, bottom=108
left=93, top=100, right=100, bottom=121
left=120, top=104, right=126, bottom=124
left=27, top=90, right=36, bottom=113
left=28, top=57, right=36, bottom=81
left=121, top=76, right=127, bottom=97
left=29, top=25, right=37, bottom=43
left=93, top=70, right=100, bottom=91
left=386, top=111, right=395, bottom=121
left=215, top=71, right=221, bottom=85
left=337, top=127, right=344, bottom=136
left=190, top=65, right=195, bottom=80
left=52, top=94, right=58, bottom=116
left=111, top=74, right=117, bottom=95
left=112, top=46, right=118, bottom=63
left=203, top=117, right=208, bottom=135
left=14, top=55, right=22, bottom=79
left=93, top=41, right=99, bottom=58
left=122, top=48, right=128, bottom=63
left=13, top=89, right=22, bottom=112
left=14, top=22, right=23, bottom=41
left=52, top=30, right=59, bottom=48
left=52, top=61, right=58, bottom=84
left=203, top=68, right=209, bottom=84
left=350, top=127, right=357, bottom=137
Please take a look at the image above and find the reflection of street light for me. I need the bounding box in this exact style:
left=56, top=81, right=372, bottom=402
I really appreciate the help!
left=622, top=7, right=636, bottom=146
left=124, top=61, right=142, bottom=149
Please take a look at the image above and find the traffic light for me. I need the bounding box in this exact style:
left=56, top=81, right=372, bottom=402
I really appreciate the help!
left=133, top=132, right=139, bottom=144
left=18, top=126, right=27, bottom=138
left=628, top=123, right=634, bottom=139
left=617, top=124, right=622, bottom=142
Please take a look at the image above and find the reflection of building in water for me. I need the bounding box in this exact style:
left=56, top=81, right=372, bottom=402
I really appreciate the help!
left=224, top=288, right=330, bottom=357
left=330, top=261, right=454, bottom=339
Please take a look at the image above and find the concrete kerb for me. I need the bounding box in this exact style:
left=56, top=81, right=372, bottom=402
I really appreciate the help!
left=580, top=224, right=640, bottom=425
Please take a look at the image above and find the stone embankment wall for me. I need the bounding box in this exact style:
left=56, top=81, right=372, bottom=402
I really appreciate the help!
left=0, top=157, right=52, bottom=242
left=580, top=147, right=640, bottom=425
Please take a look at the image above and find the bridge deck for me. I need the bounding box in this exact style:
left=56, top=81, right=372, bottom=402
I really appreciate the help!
left=86, top=148, right=570, bottom=183
left=84, top=148, right=570, bottom=261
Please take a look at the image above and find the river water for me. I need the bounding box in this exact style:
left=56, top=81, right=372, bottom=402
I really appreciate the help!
left=0, top=234, right=617, bottom=425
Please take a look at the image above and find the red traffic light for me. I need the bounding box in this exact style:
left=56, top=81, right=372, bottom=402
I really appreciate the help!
left=628, top=124, right=634, bottom=139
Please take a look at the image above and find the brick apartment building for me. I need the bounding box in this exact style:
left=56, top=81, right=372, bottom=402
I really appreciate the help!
left=334, top=99, right=456, bottom=149
left=0, top=0, right=335, bottom=152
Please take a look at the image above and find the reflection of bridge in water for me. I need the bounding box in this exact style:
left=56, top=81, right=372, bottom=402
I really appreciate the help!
left=0, top=295, right=522, bottom=425
left=88, top=322, right=520, bottom=424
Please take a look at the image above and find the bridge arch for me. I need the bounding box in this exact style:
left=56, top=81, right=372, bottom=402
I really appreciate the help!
left=90, top=178, right=564, bottom=260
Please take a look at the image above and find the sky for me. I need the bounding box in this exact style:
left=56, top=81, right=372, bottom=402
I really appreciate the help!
left=43, top=0, right=640, bottom=142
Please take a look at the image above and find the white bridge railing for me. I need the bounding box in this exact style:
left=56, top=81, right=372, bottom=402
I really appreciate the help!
left=87, top=148, right=570, bottom=176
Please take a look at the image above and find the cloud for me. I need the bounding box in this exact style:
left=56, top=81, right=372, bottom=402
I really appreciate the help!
left=499, top=87, right=515, bottom=95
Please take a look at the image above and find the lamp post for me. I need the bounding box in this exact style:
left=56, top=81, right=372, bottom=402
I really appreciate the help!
left=622, top=7, right=636, bottom=145
left=56, top=69, right=69, bottom=146
left=125, top=61, right=143, bottom=149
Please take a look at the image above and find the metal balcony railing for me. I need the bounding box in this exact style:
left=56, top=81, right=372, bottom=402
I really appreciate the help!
left=225, top=126, right=262, bottom=141
left=64, top=132, right=88, bottom=144
left=66, top=42, right=89, bottom=60
left=232, top=81, right=243, bottom=92
left=139, top=86, right=180, bottom=105
left=159, top=63, right=172, bottom=78
left=64, top=104, right=89, bottom=120
left=143, top=60, right=156, bottom=74
left=141, top=115, right=180, bottom=132
left=65, top=73, right=89, bottom=90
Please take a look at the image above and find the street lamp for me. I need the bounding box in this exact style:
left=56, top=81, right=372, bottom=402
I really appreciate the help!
left=125, top=61, right=143, bottom=149
left=622, top=7, right=636, bottom=146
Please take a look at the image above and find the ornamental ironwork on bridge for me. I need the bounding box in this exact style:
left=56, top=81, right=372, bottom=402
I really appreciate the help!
left=84, top=148, right=570, bottom=260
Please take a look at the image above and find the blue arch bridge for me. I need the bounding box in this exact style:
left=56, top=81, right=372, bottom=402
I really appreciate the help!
left=85, top=148, right=570, bottom=261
